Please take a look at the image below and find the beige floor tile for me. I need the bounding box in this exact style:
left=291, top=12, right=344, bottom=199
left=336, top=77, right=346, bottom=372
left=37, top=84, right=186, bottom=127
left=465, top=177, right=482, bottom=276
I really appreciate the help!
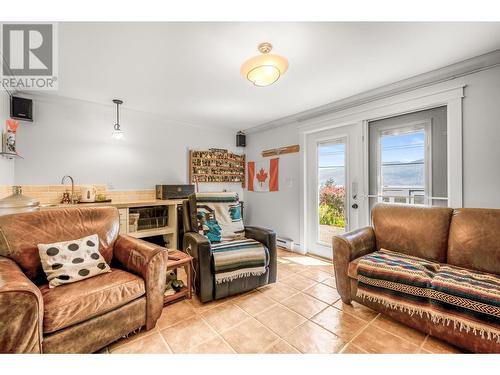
left=188, top=336, right=235, bottom=354
left=187, top=295, right=227, bottom=313
left=107, top=326, right=158, bottom=351
left=110, top=333, right=171, bottom=354
left=277, top=248, right=295, bottom=257
left=285, top=256, right=319, bottom=267
left=156, top=300, right=197, bottom=329
left=321, top=276, right=336, bottom=288
left=277, top=249, right=302, bottom=257
left=234, top=291, right=276, bottom=316
left=257, top=282, right=299, bottom=302
left=311, top=306, right=367, bottom=341
left=318, top=264, right=335, bottom=275
left=277, top=260, right=296, bottom=269
left=255, top=304, right=307, bottom=337
left=301, top=268, right=332, bottom=283
left=276, top=268, right=295, bottom=281
left=332, top=300, right=379, bottom=322
left=278, top=261, right=308, bottom=273
left=160, top=316, right=217, bottom=353
left=284, top=321, right=345, bottom=354
left=201, top=303, right=250, bottom=333
left=340, top=343, right=369, bottom=354
left=281, top=293, right=328, bottom=319
left=303, top=283, right=341, bottom=305
left=279, top=274, right=318, bottom=291
left=372, top=315, right=426, bottom=346
left=221, top=318, right=279, bottom=353
left=264, top=339, right=300, bottom=354
left=352, top=325, right=420, bottom=354
left=422, top=335, right=463, bottom=354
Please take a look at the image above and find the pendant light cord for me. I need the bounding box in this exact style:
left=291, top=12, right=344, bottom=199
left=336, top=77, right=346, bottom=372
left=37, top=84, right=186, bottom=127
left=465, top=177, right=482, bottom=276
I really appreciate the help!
left=116, top=102, right=120, bottom=126
left=114, top=100, right=121, bottom=131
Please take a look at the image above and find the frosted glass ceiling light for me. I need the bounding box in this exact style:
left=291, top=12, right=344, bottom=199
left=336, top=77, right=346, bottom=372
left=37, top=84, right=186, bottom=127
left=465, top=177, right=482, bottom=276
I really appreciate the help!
left=241, top=42, right=288, bottom=87
left=112, top=99, right=124, bottom=140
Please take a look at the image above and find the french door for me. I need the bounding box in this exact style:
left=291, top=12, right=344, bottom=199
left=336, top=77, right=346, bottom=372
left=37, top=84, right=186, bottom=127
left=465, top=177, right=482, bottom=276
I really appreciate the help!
left=305, top=123, right=363, bottom=259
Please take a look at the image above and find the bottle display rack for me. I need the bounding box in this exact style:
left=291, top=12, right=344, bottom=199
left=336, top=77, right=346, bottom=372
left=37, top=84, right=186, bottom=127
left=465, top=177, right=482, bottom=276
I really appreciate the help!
left=189, top=149, right=245, bottom=187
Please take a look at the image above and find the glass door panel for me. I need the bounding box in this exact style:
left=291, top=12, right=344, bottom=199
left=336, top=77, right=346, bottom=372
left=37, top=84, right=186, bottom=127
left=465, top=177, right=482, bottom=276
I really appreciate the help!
left=317, top=139, right=347, bottom=246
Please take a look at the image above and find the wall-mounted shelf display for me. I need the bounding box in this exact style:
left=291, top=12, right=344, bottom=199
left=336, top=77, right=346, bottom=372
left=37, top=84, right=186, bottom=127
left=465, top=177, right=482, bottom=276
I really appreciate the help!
left=189, top=149, right=246, bottom=187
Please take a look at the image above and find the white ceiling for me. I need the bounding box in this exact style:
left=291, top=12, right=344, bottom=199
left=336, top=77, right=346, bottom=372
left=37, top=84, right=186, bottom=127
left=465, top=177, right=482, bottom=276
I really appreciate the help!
left=53, top=22, right=500, bottom=130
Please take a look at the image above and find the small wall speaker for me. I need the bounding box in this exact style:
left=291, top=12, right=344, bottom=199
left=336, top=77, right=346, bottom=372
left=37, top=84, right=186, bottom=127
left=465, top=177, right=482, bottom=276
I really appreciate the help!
left=236, top=131, right=246, bottom=147
left=11, top=96, right=33, bottom=122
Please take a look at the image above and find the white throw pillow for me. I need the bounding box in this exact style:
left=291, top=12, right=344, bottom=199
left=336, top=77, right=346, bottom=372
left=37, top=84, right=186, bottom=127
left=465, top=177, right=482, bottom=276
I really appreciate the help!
left=38, top=234, right=111, bottom=288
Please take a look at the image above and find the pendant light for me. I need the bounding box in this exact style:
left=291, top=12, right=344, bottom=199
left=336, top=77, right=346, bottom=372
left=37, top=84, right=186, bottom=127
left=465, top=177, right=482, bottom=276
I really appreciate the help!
left=240, top=42, right=288, bottom=87
left=112, top=99, right=124, bottom=140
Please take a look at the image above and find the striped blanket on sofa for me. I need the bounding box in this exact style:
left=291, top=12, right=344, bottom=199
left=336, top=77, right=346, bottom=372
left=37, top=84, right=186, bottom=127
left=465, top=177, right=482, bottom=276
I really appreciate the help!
left=355, top=249, right=500, bottom=342
left=211, top=238, right=269, bottom=284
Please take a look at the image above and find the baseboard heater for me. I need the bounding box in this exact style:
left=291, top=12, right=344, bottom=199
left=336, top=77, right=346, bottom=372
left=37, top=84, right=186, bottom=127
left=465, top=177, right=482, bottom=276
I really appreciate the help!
left=276, top=237, right=296, bottom=251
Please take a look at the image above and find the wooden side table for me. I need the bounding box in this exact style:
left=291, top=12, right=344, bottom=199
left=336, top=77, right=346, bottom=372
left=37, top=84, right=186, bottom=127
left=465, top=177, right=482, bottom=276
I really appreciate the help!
left=163, top=249, right=193, bottom=306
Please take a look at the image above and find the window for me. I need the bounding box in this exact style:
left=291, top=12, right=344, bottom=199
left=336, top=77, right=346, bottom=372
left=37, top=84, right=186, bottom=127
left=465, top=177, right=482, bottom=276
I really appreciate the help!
left=377, top=124, right=431, bottom=205
left=368, top=107, right=448, bottom=210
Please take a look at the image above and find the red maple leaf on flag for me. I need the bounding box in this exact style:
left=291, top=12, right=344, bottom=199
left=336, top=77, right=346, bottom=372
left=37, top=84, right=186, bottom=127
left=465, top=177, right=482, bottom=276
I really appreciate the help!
left=256, top=168, right=268, bottom=186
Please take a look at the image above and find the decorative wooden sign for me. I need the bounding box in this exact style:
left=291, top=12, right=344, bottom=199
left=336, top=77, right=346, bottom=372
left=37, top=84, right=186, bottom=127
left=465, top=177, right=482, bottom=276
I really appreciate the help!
left=261, top=144, right=300, bottom=158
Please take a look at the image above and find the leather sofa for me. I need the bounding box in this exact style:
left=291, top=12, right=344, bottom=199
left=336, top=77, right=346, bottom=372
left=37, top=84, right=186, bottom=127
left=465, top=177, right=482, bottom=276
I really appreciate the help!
left=0, top=206, right=166, bottom=353
left=182, top=200, right=277, bottom=303
left=333, top=203, right=500, bottom=353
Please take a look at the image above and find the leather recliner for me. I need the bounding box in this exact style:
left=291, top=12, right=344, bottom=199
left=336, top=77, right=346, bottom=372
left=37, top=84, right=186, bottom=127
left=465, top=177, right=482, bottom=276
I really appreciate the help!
left=182, top=200, right=277, bottom=303
left=0, top=206, right=166, bottom=353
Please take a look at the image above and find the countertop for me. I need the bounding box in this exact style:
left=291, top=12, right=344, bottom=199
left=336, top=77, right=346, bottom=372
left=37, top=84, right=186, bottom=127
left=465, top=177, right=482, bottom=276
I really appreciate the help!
left=39, top=199, right=184, bottom=210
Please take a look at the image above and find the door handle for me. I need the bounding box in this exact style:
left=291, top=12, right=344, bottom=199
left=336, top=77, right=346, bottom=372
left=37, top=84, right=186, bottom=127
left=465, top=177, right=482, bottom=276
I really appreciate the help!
left=352, top=203, right=359, bottom=209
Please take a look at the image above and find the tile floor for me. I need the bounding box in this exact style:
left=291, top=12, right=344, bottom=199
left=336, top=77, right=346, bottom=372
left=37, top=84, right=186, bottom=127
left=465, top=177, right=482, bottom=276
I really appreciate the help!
left=101, top=247, right=463, bottom=354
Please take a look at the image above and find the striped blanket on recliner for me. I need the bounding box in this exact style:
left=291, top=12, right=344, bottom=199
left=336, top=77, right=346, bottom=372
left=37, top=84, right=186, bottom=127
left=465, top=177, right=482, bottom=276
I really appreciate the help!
left=191, top=192, right=268, bottom=284
left=211, top=238, right=269, bottom=284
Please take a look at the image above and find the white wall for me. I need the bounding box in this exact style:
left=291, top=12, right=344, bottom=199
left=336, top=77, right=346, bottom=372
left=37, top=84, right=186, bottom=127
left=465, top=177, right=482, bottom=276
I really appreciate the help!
left=244, top=127, right=301, bottom=242
left=461, top=66, right=500, bottom=207
left=245, top=65, right=500, bottom=244
left=13, top=95, right=244, bottom=196
left=0, top=90, right=15, bottom=185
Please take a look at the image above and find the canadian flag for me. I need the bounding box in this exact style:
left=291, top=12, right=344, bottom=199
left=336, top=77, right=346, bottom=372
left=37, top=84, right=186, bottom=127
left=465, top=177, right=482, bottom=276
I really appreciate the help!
left=247, top=158, right=279, bottom=192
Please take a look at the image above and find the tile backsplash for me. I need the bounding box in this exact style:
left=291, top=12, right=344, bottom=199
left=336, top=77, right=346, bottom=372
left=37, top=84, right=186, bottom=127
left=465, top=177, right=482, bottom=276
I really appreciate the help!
left=0, top=185, right=156, bottom=204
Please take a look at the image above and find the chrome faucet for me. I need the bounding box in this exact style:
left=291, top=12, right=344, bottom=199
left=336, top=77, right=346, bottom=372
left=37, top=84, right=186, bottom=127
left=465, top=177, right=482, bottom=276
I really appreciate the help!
left=61, top=175, right=77, bottom=204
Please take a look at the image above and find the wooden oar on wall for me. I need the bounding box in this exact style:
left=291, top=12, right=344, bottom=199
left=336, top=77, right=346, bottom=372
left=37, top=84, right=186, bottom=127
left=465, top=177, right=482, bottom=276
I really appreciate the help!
left=261, top=144, right=300, bottom=157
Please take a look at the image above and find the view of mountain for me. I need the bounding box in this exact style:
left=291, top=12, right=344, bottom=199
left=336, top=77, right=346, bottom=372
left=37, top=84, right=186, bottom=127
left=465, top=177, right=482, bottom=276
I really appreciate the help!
left=319, top=159, right=424, bottom=187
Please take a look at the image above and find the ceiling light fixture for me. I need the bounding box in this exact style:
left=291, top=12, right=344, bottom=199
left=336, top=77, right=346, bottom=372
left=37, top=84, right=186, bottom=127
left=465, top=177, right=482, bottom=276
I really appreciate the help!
left=111, top=99, right=124, bottom=140
left=240, top=42, right=288, bottom=87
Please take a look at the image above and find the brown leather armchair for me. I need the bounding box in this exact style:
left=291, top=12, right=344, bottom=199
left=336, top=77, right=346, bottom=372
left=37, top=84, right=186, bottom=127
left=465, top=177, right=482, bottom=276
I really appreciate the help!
left=0, top=206, right=166, bottom=354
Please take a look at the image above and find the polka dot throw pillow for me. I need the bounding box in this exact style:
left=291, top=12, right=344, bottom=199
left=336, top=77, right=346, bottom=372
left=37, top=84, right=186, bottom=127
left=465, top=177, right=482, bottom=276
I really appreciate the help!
left=38, top=234, right=111, bottom=288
